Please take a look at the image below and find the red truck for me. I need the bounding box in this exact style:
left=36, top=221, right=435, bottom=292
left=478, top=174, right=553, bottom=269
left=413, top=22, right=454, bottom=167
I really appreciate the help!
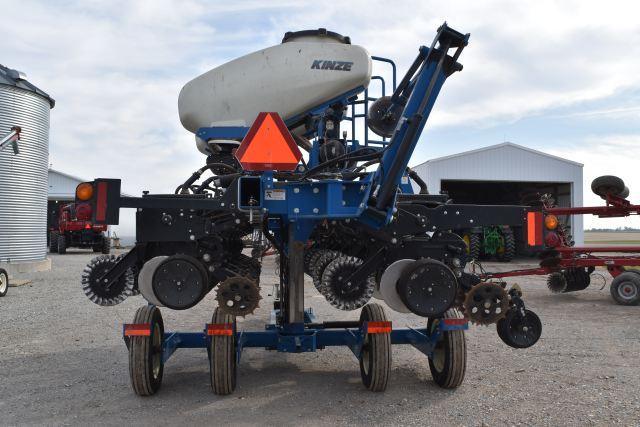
left=49, top=202, right=110, bottom=254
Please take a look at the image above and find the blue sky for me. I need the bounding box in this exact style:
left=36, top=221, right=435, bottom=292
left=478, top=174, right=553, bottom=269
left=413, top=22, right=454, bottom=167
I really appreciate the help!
left=2, top=0, right=639, bottom=234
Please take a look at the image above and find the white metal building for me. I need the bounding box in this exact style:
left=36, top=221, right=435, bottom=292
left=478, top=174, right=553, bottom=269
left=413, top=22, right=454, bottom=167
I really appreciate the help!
left=412, top=142, right=584, bottom=245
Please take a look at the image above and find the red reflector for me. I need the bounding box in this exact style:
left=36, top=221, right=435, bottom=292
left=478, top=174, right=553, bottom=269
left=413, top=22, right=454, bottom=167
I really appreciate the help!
left=96, top=181, right=108, bottom=222
left=235, top=112, right=302, bottom=171
left=442, top=318, right=467, bottom=326
left=207, top=323, right=234, bottom=336
left=367, top=321, right=392, bottom=334
left=124, top=323, right=151, bottom=337
left=527, top=211, right=543, bottom=246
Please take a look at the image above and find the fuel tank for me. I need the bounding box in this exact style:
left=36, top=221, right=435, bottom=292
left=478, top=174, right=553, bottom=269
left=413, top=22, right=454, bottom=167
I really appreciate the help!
left=178, top=30, right=371, bottom=153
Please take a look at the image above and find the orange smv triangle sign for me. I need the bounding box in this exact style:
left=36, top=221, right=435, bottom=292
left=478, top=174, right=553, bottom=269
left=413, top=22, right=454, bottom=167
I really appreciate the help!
left=235, top=112, right=302, bottom=171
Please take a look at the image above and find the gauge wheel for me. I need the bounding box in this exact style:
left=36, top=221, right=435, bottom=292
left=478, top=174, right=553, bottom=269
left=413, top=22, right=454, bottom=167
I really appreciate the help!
left=0, top=269, right=8, bottom=297
left=610, top=272, right=640, bottom=306
left=129, top=305, right=164, bottom=396
left=359, top=303, right=391, bottom=392
left=427, top=308, right=467, bottom=389
left=209, top=308, right=237, bottom=395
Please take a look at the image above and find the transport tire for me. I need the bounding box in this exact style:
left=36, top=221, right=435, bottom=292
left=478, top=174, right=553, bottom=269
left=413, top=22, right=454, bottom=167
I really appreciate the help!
left=428, top=308, right=466, bottom=389
left=591, top=175, right=625, bottom=198
left=129, top=305, right=164, bottom=396
left=359, top=303, right=391, bottom=392
left=49, top=231, right=59, bottom=253
left=496, top=227, right=516, bottom=262
left=0, top=268, right=8, bottom=297
left=209, top=308, right=237, bottom=395
left=610, top=272, right=640, bottom=306
left=102, top=236, right=111, bottom=254
left=57, top=234, right=67, bottom=254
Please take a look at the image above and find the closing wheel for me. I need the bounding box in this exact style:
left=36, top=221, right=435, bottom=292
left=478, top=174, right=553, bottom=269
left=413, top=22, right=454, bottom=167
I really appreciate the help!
left=610, top=272, right=640, bottom=306
left=359, top=303, right=391, bottom=392
left=0, top=268, right=8, bottom=297
left=209, top=307, right=237, bottom=395
left=496, top=308, right=542, bottom=349
left=427, top=308, right=466, bottom=389
left=129, top=305, right=164, bottom=396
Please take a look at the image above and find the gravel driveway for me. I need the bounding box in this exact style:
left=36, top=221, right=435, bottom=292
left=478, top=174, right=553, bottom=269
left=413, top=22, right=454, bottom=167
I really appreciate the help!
left=1, top=251, right=638, bottom=426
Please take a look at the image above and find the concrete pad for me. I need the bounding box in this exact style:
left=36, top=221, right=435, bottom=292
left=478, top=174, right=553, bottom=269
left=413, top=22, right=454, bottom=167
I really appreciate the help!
left=0, top=257, right=51, bottom=275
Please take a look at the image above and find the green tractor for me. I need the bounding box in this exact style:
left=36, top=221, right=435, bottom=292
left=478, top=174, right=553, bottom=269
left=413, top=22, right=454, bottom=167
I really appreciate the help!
left=461, top=226, right=516, bottom=262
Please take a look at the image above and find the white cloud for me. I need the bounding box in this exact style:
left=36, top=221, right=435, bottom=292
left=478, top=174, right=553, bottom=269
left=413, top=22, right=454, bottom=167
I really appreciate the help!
left=2, top=0, right=640, bottom=234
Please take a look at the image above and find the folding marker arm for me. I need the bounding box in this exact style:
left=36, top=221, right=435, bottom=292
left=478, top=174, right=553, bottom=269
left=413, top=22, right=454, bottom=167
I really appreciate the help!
left=367, top=23, right=469, bottom=224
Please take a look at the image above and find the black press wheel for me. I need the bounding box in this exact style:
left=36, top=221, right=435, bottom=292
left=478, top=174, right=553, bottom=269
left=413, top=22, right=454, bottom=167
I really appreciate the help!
left=610, top=272, right=640, bottom=306
left=496, top=308, right=542, bottom=349
left=0, top=268, right=8, bottom=297
left=129, top=305, right=164, bottom=396
left=359, top=303, right=391, bottom=392
left=209, top=308, right=237, bottom=395
left=57, top=234, right=67, bottom=254
left=49, top=231, right=59, bottom=253
left=427, top=308, right=467, bottom=389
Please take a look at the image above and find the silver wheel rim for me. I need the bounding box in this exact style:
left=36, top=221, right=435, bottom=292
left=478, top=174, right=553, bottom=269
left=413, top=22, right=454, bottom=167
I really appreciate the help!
left=618, top=281, right=638, bottom=300
left=0, top=272, right=7, bottom=293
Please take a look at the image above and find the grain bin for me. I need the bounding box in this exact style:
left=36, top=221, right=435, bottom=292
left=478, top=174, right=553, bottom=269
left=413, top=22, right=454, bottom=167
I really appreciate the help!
left=0, top=64, right=55, bottom=272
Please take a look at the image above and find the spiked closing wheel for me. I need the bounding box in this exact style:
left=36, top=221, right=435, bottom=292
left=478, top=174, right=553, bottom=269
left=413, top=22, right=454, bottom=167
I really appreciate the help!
left=216, top=276, right=261, bottom=316
left=82, top=255, right=134, bottom=306
left=463, top=282, right=509, bottom=325
left=321, top=256, right=375, bottom=311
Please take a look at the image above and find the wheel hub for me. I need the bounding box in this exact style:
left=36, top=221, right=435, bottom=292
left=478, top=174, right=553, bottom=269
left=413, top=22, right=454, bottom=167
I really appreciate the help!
left=619, top=282, right=638, bottom=299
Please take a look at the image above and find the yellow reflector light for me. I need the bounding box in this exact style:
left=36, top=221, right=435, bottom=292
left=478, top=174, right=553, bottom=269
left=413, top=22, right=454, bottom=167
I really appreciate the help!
left=76, top=182, right=94, bottom=201
left=544, top=214, right=558, bottom=230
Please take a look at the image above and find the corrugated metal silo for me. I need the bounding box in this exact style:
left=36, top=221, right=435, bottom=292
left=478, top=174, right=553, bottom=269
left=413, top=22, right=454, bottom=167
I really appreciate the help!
left=0, top=64, right=55, bottom=269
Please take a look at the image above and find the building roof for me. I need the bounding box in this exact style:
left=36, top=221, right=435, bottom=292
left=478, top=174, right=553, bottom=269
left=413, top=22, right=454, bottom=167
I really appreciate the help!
left=0, top=64, right=55, bottom=108
left=49, top=168, right=87, bottom=183
left=414, top=142, right=583, bottom=168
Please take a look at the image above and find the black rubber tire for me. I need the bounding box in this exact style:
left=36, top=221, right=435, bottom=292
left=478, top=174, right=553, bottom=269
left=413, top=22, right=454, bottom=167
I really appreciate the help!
left=496, top=227, right=516, bottom=262
left=468, top=233, right=481, bottom=261
left=49, top=231, right=59, bottom=253
left=619, top=186, right=630, bottom=199
left=57, top=234, right=67, bottom=254
left=427, top=308, right=467, bottom=389
left=591, top=175, right=625, bottom=198
left=610, top=272, right=640, bottom=306
left=209, top=308, right=237, bottom=395
left=102, top=235, right=111, bottom=254
left=0, top=268, right=8, bottom=297
left=359, top=303, right=391, bottom=392
left=129, top=305, right=164, bottom=396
